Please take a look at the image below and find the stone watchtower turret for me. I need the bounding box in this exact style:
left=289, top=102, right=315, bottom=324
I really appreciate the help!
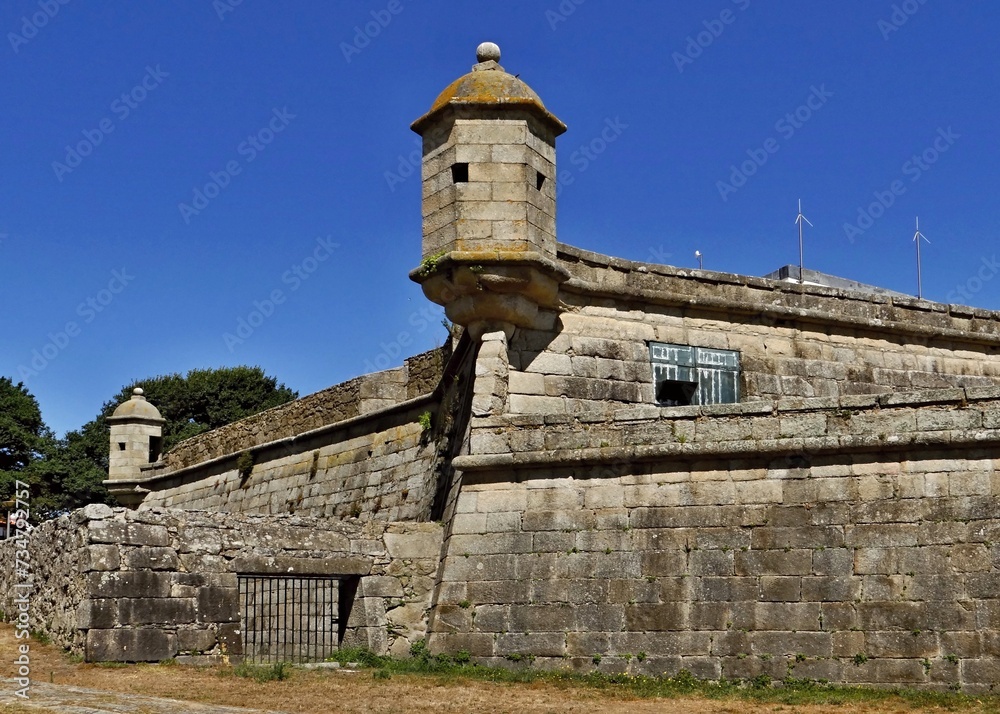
left=104, top=388, right=164, bottom=507
left=410, top=42, right=569, bottom=340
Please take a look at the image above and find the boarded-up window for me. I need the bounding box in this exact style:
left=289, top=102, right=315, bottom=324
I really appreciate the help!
left=649, top=343, right=740, bottom=406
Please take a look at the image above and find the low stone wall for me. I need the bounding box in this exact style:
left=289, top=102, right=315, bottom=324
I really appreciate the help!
left=429, top=390, right=1000, bottom=692
left=0, top=506, right=443, bottom=662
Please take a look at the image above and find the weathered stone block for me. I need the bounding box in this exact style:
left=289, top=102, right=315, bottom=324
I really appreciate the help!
left=565, top=631, right=610, bottom=657
left=87, top=571, right=171, bottom=599
left=434, top=604, right=473, bottom=633
left=125, top=524, right=170, bottom=547
left=800, top=575, right=861, bottom=602
left=522, top=510, right=596, bottom=532
left=88, top=520, right=126, bottom=544
left=442, top=554, right=515, bottom=582
left=624, top=603, right=689, bottom=631
left=360, top=576, right=404, bottom=598
left=509, top=604, right=576, bottom=632
left=177, top=628, right=217, bottom=653
left=495, top=632, right=565, bottom=657
left=753, top=603, right=821, bottom=631
left=693, top=577, right=756, bottom=602
left=120, top=598, right=195, bottom=625
left=86, top=629, right=175, bottom=662
left=760, top=576, right=801, bottom=602
left=196, top=586, right=239, bottom=623
left=77, top=599, right=117, bottom=629
left=125, top=547, right=179, bottom=571
left=430, top=632, right=495, bottom=657
left=811, top=548, right=853, bottom=576
left=688, top=550, right=733, bottom=577
left=384, top=530, right=443, bottom=559
left=753, top=631, right=831, bottom=657
left=736, top=549, right=812, bottom=576
left=82, top=504, right=114, bottom=520
left=84, top=544, right=121, bottom=571
left=230, top=555, right=371, bottom=575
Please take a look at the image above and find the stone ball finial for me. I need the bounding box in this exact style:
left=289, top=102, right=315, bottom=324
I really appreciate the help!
left=133, top=388, right=144, bottom=397
left=476, top=42, right=501, bottom=64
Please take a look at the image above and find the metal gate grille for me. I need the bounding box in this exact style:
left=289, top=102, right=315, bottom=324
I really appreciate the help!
left=238, top=574, right=340, bottom=663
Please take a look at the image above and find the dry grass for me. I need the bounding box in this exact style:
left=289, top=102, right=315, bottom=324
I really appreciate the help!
left=1, top=624, right=997, bottom=714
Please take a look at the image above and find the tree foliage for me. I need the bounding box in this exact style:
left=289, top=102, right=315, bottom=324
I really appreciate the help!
left=0, top=378, right=50, bottom=511
left=0, top=367, right=297, bottom=518
left=0, top=377, right=45, bottom=473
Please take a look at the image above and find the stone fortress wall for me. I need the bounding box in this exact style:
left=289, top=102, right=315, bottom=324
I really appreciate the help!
left=6, top=258, right=1000, bottom=691
left=434, top=381, right=1000, bottom=691
left=505, top=244, right=1000, bottom=417
left=137, top=347, right=462, bottom=522
left=0, top=505, right=443, bottom=663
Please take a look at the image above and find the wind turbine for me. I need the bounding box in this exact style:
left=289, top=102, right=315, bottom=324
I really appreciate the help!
left=794, top=199, right=812, bottom=283
left=913, top=217, right=930, bottom=299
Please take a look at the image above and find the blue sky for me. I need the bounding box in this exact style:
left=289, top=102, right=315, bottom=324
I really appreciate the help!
left=3, top=0, right=999, bottom=436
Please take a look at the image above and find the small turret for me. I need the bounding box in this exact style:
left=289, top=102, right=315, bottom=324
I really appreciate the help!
left=105, top=388, right=164, bottom=507
left=410, top=42, right=569, bottom=340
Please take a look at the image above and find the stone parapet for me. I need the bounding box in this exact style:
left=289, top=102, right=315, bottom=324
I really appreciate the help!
left=154, top=348, right=446, bottom=473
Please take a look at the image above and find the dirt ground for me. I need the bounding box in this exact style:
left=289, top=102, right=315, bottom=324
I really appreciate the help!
left=0, top=625, right=986, bottom=714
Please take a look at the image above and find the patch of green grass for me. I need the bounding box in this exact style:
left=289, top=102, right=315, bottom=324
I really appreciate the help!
left=233, top=661, right=291, bottom=683
left=29, top=630, right=52, bottom=646
left=306, top=647, right=1000, bottom=711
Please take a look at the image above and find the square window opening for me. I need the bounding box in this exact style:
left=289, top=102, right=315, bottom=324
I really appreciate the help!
left=451, top=163, right=469, bottom=183
left=117, top=442, right=127, bottom=451
left=650, top=342, right=740, bottom=406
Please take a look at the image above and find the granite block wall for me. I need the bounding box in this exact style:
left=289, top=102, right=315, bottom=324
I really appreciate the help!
left=430, top=391, right=1000, bottom=692
left=0, top=506, right=443, bottom=662
left=503, top=244, right=1000, bottom=415
left=141, top=407, right=438, bottom=521
left=131, top=345, right=467, bottom=521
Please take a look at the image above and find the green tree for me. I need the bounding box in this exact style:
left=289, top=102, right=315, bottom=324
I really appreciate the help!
left=0, top=378, right=50, bottom=507
left=0, top=377, right=45, bottom=473
left=5, top=367, right=297, bottom=517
